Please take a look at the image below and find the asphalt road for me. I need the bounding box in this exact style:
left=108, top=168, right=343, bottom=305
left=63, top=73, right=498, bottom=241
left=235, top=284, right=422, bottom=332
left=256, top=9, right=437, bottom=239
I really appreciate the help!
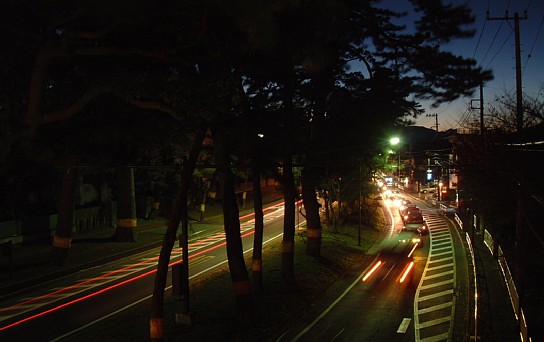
left=0, top=202, right=290, bottom=341
left=275, top=194, right=470, bottom=342
left=0, top=194, right=472, bottom=342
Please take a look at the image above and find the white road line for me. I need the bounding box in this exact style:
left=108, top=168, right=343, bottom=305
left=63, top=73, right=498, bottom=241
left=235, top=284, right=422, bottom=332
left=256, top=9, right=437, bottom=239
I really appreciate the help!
left=423, top=270, right=454, bottom=279
left=428, top=256, right=453, bottom=264
left=420, top=279, right=454, bottom=290
left=397, top=318, right=412, bottom=333
left=418, top=289, right=454, bottom=302
left=417, top=302, right=453, bottom=314
left=416, top=316, right=452, bottom=329
left=426, top=264, right=453, bottom=272
left=420, top=332, right=450, bottom=342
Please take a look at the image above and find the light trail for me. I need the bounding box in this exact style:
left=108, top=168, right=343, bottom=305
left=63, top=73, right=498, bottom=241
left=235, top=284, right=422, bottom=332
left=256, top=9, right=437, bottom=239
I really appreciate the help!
left=0, top=202, right=286, bottom=331
left=399, top=262, right=414, bottom=283
left=362, top=261, right=383, bottom=282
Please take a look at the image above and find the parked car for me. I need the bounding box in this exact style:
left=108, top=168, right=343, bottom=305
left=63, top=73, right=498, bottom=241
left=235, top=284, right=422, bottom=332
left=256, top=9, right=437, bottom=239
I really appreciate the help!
left=438, top=205, right=457, bottom=217
left=420, top=186, right=436, bottom=194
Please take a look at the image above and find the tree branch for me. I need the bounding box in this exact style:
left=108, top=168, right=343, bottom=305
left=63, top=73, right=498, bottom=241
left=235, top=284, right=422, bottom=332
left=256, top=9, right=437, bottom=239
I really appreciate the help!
left=124, top=97, right=181, bottom=119
left=43, top=86, right=113, bottom=124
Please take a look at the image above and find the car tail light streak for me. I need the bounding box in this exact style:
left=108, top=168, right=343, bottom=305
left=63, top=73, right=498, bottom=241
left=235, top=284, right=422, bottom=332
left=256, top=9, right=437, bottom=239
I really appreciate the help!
left=362, top=260, right=383, bottom=282
left=399, top=261, right=414, bottom=283
left=0, top=202, right=289, bottom=332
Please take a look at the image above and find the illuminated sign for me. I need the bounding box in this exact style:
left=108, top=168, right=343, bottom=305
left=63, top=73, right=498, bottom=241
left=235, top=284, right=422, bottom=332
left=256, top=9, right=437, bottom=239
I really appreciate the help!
left=426, top=169, right=433, bottom=181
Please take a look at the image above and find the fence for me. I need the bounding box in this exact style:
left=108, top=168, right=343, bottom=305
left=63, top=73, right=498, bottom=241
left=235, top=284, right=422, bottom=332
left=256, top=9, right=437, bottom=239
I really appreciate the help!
left=0, top=204, right=115, bottom=246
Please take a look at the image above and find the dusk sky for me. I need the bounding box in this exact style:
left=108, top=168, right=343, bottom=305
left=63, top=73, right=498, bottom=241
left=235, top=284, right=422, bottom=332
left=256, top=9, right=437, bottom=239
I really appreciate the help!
left=412, top=0, right=544, bottom=131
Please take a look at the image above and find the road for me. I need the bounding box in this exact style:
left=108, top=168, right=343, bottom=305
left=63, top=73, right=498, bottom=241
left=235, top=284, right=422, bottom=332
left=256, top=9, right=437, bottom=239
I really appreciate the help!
left=0, top=194, right=471, bottom=342
left=276, top=193, right=470, bottom=342
left=0, top=201, right=292, bottom=341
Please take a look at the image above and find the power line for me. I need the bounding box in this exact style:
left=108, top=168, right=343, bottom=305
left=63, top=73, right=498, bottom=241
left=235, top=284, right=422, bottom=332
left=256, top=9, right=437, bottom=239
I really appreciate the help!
left=456, top=105, right=472, bottom=129
left=480, top=14, right=505, bottom=67
left=473, top=13, right=487, bottom=60
left=524, top=0, right=534, bottom=12
left=485, top=28, right=514, bottom=70
left=522, top=12, right=544, bottom=76
left=488, top=10, right=530, bottom=132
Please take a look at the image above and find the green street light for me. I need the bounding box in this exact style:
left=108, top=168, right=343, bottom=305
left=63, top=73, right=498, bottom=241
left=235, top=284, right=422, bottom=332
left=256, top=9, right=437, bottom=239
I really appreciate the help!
left=390, top=137, right=400, bottom=145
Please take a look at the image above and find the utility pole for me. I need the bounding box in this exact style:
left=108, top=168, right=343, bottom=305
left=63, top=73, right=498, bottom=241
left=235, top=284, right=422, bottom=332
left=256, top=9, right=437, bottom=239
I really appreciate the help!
left=426, top=113, right=440, bottom=194
left=487, top=10, right=528, bottom=132
left=487, top=11, right=528, bottom=333
left=471, top=82, right=485, bottom=135
left=426, top=113, right=439, bottom=132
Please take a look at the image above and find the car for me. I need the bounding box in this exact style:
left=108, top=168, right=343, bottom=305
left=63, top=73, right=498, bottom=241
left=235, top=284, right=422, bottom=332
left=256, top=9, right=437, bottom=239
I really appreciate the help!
left=401, top=199, right=411, bottom=206
left=379, top=230, right=422, bottom=261
left=399, top=203, right=417, bottom=218
left=404, top=210, right=425, bottom=225
left=402, top=206, right=421, bottom=223
left=363, top=233, right=420, bottom=283
left=420, top=186, right=436, bottom=194
left=403, top=221, right=428, bottom=237
left=397, top=229, right=423, bottom=249
left=438, top=205, right=457, bottom=217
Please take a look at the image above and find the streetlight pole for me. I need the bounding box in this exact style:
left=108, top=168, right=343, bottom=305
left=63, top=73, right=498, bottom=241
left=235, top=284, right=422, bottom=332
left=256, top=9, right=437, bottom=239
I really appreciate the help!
left=390, top=137, right=400, bottom=186
left=397, top=153, right=401, bottom=182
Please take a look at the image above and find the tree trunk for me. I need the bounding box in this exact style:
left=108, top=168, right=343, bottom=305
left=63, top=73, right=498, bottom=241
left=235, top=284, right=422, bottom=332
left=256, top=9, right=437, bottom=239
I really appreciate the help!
left=281, top=157, right=296, bottom=279
left=50, top=167, right=78, bottom=266
left=251, top=165, right=264, bottom=294
left=114, top=167, right=136, bottom=242
left=303, top=167, right=322, bottom=257
left=150, top=128, right=205, bottom=341
left=214, top=128, right=254, bottom=327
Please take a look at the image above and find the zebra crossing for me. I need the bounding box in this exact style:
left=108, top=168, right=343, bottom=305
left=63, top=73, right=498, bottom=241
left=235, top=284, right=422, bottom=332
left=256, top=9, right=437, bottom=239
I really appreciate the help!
left=414, top=210, right=456, bottom=342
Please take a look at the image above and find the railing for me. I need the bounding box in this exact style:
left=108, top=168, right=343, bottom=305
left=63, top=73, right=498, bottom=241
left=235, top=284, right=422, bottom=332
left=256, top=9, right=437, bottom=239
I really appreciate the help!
left=475, top=225, right=529, bottom=342
left=452, top=210, right=531, bottom=341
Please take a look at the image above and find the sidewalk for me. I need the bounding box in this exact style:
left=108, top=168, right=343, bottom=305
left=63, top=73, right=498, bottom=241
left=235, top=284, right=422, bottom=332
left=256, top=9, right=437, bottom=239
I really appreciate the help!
left=0, top=189, right=283, bottom=297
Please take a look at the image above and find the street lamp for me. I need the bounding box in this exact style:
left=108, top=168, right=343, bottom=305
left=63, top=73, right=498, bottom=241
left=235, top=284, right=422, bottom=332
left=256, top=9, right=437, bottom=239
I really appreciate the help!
left=390, top=137, right=400, bottom=183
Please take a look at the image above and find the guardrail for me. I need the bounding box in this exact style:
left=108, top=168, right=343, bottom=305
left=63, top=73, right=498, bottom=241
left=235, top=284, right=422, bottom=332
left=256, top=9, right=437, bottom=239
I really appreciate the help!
left=471, top=224, right=529, bottom=341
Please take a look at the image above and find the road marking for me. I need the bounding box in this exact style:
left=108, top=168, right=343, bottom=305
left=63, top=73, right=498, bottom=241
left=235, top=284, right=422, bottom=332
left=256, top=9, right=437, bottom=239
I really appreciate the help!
left=423, top=270, right=453, bottom=279
left=417, top=302, right=453, bottom=314
left=416, top=316, right=452, bottom=329
left=418, top=288, right=454, bottom=302
left=420, top=279, right=454, bottom=290
left=397, top=318, right=411, bottom=333
left=414, top=210, right=457, bottom=342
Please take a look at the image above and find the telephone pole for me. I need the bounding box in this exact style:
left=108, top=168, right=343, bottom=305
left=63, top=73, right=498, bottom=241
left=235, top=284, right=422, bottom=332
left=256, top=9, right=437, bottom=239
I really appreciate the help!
left=471, top=82, right=485, bottom=135
left=426, top=113, right=439, bottom=132
left=487, top=11, right=529, bottom=333
left=487, top=10, right=528, bottom=132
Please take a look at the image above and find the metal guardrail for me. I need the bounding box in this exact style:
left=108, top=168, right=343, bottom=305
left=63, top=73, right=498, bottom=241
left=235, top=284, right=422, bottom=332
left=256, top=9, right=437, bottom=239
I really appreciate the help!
left=482, top=229, right=529, bottom=342
left=457, top=213, right=530, bottom=341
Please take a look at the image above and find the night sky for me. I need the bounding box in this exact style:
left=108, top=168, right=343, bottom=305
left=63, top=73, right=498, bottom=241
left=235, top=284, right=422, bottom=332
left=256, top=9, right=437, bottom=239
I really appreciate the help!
left=411, top=0, right=544, bottom=130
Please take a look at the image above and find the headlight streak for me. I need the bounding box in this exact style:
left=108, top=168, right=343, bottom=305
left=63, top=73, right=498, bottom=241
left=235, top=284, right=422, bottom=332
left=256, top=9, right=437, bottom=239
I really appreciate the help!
left=399, top=262, right=414, bottom=283
left=362, top=261, right=383, bottom=282
left=0, top=202, right=287, bottom=331
left=408, top=243, right=419, bottom=258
